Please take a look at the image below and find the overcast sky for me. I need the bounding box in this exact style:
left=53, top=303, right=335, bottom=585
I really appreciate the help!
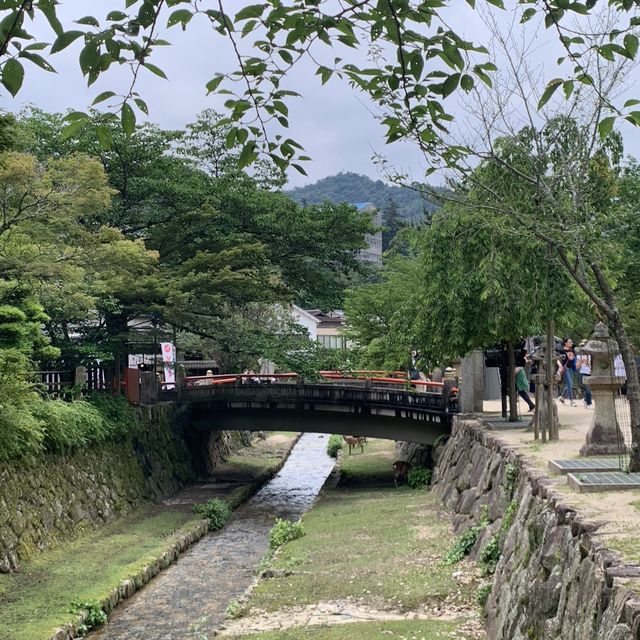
left=7, top=1, right=640, bottom=188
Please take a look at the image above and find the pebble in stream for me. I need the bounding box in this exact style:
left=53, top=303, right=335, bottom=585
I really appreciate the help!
left=91, top=433, right=336, bottom=640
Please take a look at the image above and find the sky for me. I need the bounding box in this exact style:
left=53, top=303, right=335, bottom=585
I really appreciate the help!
left=6, top=1, right=640, bottom=188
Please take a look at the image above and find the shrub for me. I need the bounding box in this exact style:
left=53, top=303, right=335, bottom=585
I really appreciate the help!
left=407, top=466, right=432, bottom=489
left=326, top=434, right=343, bottom=458
left=479, top=534, right=501, bottom=576
left=269, top=518, right=304, bottom=549
left=68, top=599, right=107, bottom=633
left=193, top=498, right=231, bottom=531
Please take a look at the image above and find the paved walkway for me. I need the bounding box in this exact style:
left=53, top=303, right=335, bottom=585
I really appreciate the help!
left=479, top=398, right=640, bottom=563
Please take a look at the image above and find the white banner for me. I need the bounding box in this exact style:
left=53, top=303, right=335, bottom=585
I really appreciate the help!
left=160, top=342, right=176, bottom=389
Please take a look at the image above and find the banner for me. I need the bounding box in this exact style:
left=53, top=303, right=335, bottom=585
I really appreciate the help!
left=160, top=342, right=176, bottom=389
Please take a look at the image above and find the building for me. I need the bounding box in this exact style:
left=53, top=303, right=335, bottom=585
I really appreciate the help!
left=354, top=202, right=383, bottom=265
left=306, top=309, right=348, bottom=350
left=291, top=305, right=321, bottom=341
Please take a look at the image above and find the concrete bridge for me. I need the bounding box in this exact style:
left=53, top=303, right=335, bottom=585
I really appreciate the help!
left=152, top=374, right=459, bottom=445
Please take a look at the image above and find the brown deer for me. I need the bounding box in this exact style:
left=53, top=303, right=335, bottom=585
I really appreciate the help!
left=392, top=460, right=412, bottom=487
left=342, top=435, right=365, bottom=455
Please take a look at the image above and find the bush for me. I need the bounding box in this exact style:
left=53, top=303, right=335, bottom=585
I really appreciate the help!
left=269, top=518, right=304, bottom=549
left=0, top=401, right=45, bottom=461
left=407, top=466, right=432, bottom=489
left=193, top=498, right=231, bottom=531
left=68, top=599, right=107, bottom=633
left=326, top=434, right=343, bottom=458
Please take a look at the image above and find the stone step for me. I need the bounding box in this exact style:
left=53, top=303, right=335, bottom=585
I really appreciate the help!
left=549, top=458, right=623, bottom=475
left=567, top=471, right=640, bottom=493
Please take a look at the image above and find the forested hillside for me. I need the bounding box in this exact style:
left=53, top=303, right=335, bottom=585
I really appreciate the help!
left=287, top=172, right=439, bottom=223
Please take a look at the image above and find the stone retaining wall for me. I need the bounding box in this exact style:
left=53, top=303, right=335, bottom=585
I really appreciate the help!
left=0, top=404, right=248, bottom=573
left=433, top=417, right=640, bottom=640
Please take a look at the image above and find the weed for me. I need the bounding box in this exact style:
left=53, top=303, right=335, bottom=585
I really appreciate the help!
left=501, top=499, right=519, bottom=534
left=407, top=466, right=432, bottom=489
left=68, top=599, right=107, bottom=633
left=193, top=498, right=231, bottom=531
left=442, top=517, right=488, bottom=565
left=475, top=583, right=492, bottom=610
left=504, top=463, right=518, bottom=495
left=479, top=534, right=500, bottom=576
left=326, top=434, right=343, bottom=458
left=269, top=518, right=305, bottom=549
left=225, top=599, right=244, bottom=619
left=256, top=549, right=275, bottom=575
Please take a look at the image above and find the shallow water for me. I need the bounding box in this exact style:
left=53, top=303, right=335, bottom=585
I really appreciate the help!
left=91, top=433, right=335, bottom=640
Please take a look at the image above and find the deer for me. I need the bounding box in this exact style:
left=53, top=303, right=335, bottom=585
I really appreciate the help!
left=392, top=460, right=412, bottom=487
left=342, top=435, right=366, bottom=455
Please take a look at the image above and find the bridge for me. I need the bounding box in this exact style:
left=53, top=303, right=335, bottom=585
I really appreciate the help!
left=149, top=373, right=459, bottom=446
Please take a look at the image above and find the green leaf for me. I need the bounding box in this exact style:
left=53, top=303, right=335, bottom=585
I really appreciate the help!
left=235, top=4, right=265, bottom=21
left=134, top=97, right=149, bottom=115
left=143, top=62, right=167, bottom=79
left=91, top=90, right=116, bottom=106
left=460, top=74, right=474, bottom=91
left=75, top=16, right=100, bottom=27
left=60, top=117, right=88, bottom=141
left=167, top=9, right=193, bottom=29
left=38, top=1, right=64, bottom=36
left=537, top=78, right=562, bottom=109
left=521, top=8, right=537, bottom=23
left=598, top=116, right=615, bottom=138
left=441, top=73, right=460, bottom=98
left=18, top=51, right=56, bottom=72
left=50, top=30, right=84, bottom=54
left=624, top=33, right=639, bottom=59
left=95, top=124, right=113, bottom=148
left=205, top=75, right=225, bottom=93
left=121, top=102, right=136, bottom=136
left=106, top=11, right=128, bottom=21
left=624, top=99, right=640, bottom=108
left=2, top=58, right=24, bottom=96
left=562, top=80, right=574, bottom=99
left=238, top=141, right=258, bottom=168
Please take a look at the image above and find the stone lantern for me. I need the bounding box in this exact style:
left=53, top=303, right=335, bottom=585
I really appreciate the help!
left=579, top=322, right=627, bottom=457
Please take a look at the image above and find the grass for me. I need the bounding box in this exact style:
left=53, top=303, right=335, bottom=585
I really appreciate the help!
left=231, top=439, right=482, bottom=639
left=0, top=508, right=202, bottom=640
left=225, top=619, right=464, bottom=640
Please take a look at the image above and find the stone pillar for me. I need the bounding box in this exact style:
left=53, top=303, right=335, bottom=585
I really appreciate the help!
left=580, top=322, right=627, bottom=457
left=460, top=350, right=484, bottom=413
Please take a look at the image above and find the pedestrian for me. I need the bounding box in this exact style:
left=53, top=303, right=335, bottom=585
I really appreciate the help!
left=515, top=366, right=535, bottom=412
left=557, top=337, right=577, bottom=406
left=576, top=353, right=593, bottom=409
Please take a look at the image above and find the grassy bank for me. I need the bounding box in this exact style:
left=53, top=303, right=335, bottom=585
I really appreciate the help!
left=0, top=432, right=298, bottom=640
left=223, top=438, right=485, bottom=640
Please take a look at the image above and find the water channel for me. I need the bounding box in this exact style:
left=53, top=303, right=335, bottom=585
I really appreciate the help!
left=91, top=433, right=336, bottom=640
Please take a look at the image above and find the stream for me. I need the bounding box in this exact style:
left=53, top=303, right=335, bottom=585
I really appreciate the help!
left=91, top=432, right=336, bottom=640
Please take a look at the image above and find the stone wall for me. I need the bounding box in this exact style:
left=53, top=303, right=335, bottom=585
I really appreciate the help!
left=433, top=417, right=640, bottom=640
left=0, top=404, right=249, bottom=573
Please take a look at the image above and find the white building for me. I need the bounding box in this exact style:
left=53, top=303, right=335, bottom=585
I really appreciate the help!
left=354, top=202, right=383, bottom=264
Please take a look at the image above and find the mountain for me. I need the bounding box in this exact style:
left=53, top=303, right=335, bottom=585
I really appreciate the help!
left=286, top=172, right=440, bottom=222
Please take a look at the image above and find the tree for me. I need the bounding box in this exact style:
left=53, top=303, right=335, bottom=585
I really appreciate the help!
left=381, top=198, right=405, bottom=251
left=344, top=229, right=424, bottom=370
left=1, top=2, right=637, bottom=175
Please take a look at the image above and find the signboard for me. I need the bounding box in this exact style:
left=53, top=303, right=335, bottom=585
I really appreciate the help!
left=160, top=342, right=176, bottom=389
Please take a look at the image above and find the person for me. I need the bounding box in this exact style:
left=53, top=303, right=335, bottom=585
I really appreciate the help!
left=576, top=353, right=593, bottom=409
left=557, top=337, right=577, bottom=406
left=614, top=354, right=627, bottom=395
left=515, top=366, right=535, bottom=412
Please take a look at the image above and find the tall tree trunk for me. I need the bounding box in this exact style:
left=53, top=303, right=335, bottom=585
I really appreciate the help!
left=609, top=320, right=640, bottom=471
left=507, top=341, right=518, bottom=422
